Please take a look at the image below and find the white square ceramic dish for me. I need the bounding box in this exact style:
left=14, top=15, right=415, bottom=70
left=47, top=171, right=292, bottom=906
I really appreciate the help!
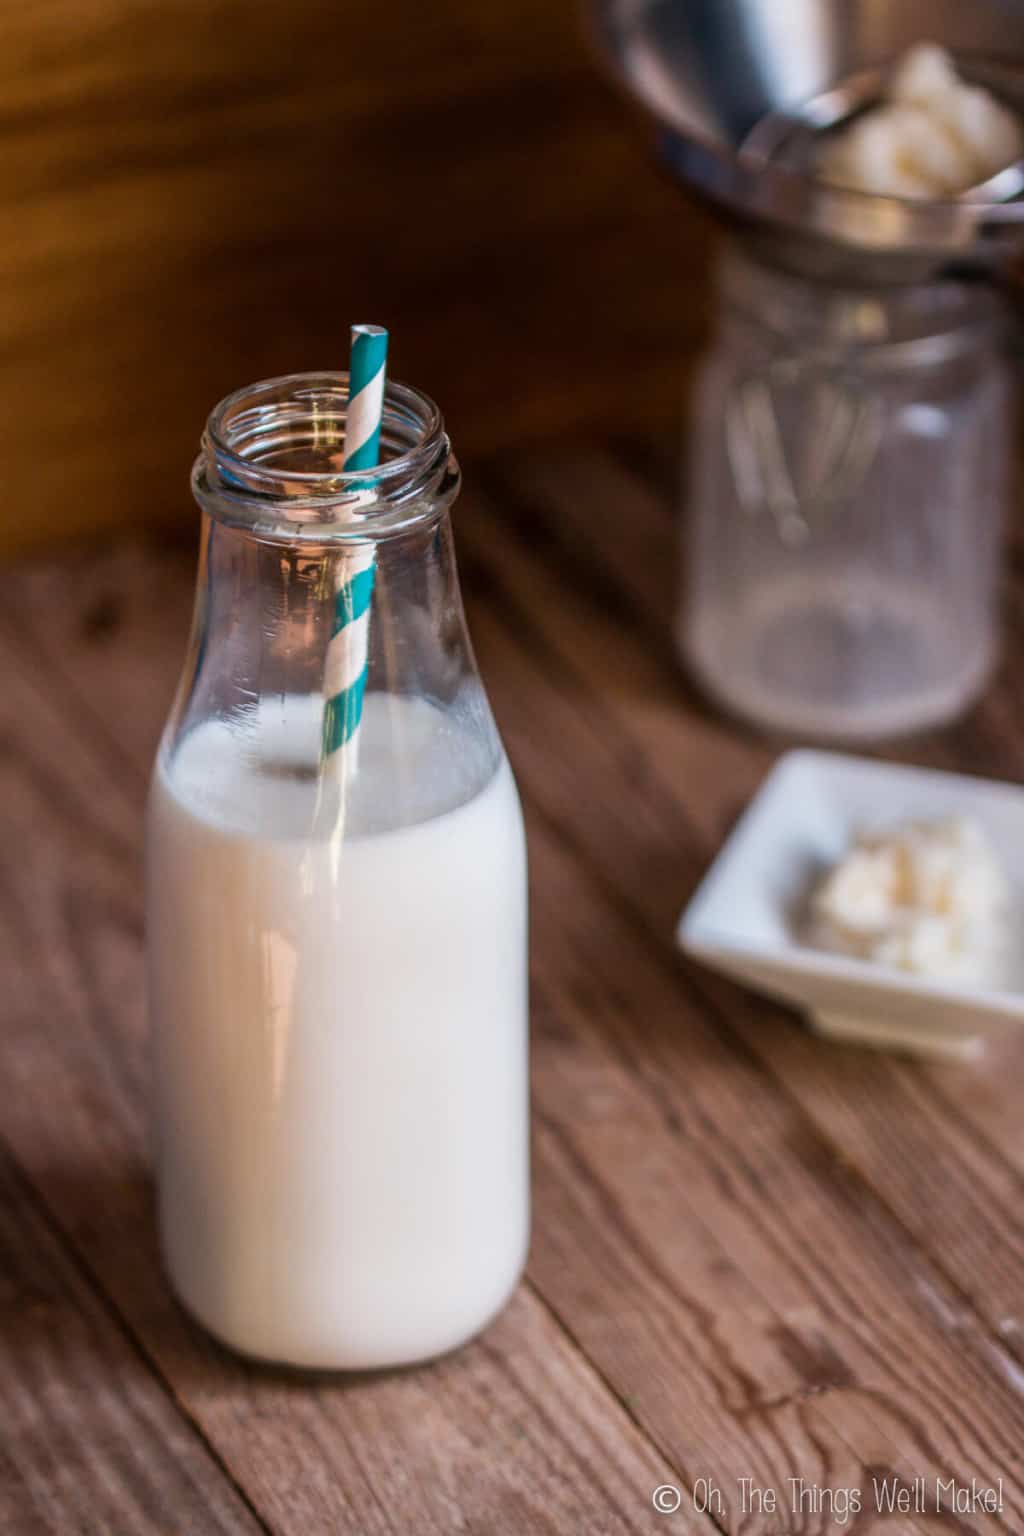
left=677, top=750, right=1024, bottom=1061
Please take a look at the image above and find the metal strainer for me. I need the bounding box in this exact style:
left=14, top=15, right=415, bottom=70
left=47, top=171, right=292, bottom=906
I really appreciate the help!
left=591, top=0, right=1024, bottom=282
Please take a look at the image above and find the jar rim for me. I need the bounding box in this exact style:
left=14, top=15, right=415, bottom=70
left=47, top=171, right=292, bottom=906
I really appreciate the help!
left=721, top=245, right=1003, bottom=364
left=192, top=371, right=459, bottom=543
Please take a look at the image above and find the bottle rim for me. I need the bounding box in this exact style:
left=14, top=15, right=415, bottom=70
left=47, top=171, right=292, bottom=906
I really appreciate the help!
left=192, top=372, right=459, bottom=543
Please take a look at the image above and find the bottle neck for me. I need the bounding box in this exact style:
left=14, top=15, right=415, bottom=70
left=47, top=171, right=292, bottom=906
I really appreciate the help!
left=184, top=371, right=467, bottom=732
left=191, top=499, right=472, bottom=712
left=159, top=371, right=502, bottom=836
left=192, top=372, right=460, bottom=545
left=162, top=500, right=502, bottom=834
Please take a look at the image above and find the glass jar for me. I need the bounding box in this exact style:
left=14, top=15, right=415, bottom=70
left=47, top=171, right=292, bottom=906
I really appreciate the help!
left=146, top=374, right=530, bottom=1369
left=680, top=248, right=1011, bottom=740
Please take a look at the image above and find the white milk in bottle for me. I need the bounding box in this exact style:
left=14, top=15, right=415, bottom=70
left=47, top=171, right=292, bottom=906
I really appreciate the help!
left=146, top=374, right=529, bottom=1368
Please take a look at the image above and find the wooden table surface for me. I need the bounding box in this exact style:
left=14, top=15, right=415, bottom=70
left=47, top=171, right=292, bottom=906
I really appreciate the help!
left=3, top=434, right=1024, bottom=1535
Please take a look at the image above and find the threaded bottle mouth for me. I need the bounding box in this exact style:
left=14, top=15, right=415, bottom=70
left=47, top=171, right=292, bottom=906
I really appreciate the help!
left=192, top=372, right=459, bottom=542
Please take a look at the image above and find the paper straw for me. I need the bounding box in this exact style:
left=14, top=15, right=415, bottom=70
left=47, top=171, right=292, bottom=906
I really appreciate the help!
left=322, top=325, right=388, bottom=768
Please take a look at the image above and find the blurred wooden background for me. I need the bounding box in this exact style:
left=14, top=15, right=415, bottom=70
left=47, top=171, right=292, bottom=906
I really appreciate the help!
left=1, top=0, right=713, bottom=555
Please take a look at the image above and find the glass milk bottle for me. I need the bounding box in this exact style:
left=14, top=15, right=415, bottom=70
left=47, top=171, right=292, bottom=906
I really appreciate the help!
left=146, top=373, right=529, bottom=1369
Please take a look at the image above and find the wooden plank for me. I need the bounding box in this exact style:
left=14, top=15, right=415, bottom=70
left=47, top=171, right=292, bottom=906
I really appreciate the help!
left=0, top=559, right=699, bottom=1531
left=2, top=536, right=1022, bottom=1527
left=523, top=821, right=1024, bottom=1513
left=0, top=1145, right=265, bottom=1536
left=466, top=444, right=1024, bottom=1358
left=457, top=472, right=1024, bottom=1519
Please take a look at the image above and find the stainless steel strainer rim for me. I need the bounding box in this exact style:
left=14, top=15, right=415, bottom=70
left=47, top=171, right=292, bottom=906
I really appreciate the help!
left=591, top=0, right=1024, bottom=277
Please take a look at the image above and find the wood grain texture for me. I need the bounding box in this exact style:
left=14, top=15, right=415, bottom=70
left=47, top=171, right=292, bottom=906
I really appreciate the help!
left=463, top=444, right=1024, bottom=1443
left=0, top=549, right=702, bottom=1533
left=0, top=0, right=710, bottom=555
left=3, top=454, right=1024, bottom=1529
left=0, top=1146, right=265, bottom=1535
left=448, top=489, right=1024, bottom=1531
left=477, top=437, right=1024, bottom=1345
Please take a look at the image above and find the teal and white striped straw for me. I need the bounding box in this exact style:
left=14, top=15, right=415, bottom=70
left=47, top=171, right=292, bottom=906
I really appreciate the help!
left=322, top=324, right=389, bottom=767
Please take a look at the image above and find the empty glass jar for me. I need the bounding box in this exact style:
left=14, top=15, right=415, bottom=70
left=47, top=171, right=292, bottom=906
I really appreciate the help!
left=680, top=247, right=1011, bottom=740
